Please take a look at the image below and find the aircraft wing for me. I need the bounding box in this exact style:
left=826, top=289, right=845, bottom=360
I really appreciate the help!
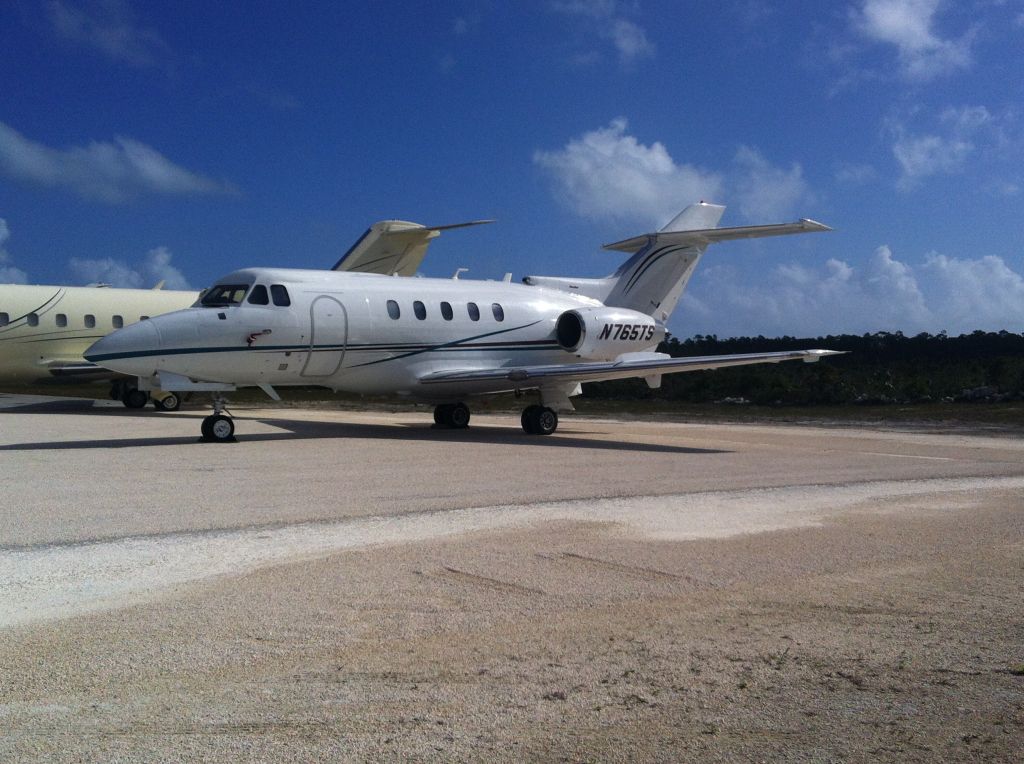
left=42, top=359, right=118, bottom=378
left=418, top=349, right=844, bottom=388
left=333, top=219, right=494, bottom=276
left=604, top=219, right=832, bottom=254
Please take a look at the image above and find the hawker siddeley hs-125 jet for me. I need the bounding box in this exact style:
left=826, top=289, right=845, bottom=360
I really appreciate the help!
left=85, top=202, right=841, bottom=442
left=0, top=223, right=451, bottom=408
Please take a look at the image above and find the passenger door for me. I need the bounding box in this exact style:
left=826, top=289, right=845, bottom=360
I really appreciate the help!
left=301, top=296, right=347, bottom=377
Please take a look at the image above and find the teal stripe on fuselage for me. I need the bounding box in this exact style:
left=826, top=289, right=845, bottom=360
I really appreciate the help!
left=86, top=320, right=556, bottom=365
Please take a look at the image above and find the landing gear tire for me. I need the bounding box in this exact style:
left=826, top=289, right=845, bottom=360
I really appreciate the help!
left=433, top=404, right=451, bottom=426
left=122, top=388, right=149, bottom=409
left=433, top=402, right=471, bottom=429
left=449, top=402, right=471, bottom=429
left=153, top=393, right=181, bottom=412
left=201, top=414, right=235, bottom=442
left=522, top=405, right=558, bottom=435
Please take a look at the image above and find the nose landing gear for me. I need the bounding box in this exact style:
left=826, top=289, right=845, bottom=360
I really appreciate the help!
left=200, top=395, right=236, bottom=442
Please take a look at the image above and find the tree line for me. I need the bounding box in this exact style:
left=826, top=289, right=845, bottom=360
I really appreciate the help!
left=583, top=331, right=1024, bottom=406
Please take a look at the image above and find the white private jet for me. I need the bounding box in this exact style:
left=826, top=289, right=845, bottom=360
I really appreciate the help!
left=85, top=202, right=841, bottom=441
left=0, top=221, right=462, bottom=408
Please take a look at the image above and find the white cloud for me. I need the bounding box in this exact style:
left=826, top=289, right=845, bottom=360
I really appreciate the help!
left=887, top=105, right=1013, bottom=190
left=676, top=245, right=1024, bottom=337
left=923, top=252, right=1024, bottom=331
left=46, top=0, right=171, bottom=68
left=533, top=118, right=722, bottom=228
left=605, top=19, right=655, bottom=63
left=535, top=121, right=816, bottom=227
left=68, top=246, right=192, bottom=289
left=732, top=145, right=814, bottom=221
left=0, top=121, right=236, bottom=203
left=853, top=0, right=973, bottom=80
left=0, top=218, right=29, bottom=284
left=892, top=133, right=973, bottom=189
left=552, top=1, right=655, bottom=65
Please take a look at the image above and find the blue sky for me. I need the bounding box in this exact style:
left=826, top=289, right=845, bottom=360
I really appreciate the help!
left=1, top=0, right=1022, bottom=337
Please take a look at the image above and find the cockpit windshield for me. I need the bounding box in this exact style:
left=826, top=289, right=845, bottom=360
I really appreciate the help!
left=198, top=284, right=249, bottom=307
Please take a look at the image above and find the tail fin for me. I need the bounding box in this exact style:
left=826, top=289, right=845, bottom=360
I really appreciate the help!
left=603, top=202, right=831, bottom=321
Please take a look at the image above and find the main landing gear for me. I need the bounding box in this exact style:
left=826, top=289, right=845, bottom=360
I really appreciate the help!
left=153, top=392, right=182, bottom=412
left=109, top=381, right=182, bottom=412
left=200, top=395, right=236, bottom=443
left=431, top=401, right=559, bottom=435
left=433, top=402, right=471, bottom=429
left=521, top=404, right=558, bottom=435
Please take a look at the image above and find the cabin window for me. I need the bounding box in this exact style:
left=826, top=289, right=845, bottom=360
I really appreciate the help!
left=491, top=303, right=505, bottom=322
left=271, top=285, right=291, bottom=307
left=247, top=285, right=269, bottom=305
left=467, top=302, right=480, bottom=321
left=386, top=300, right=400, bottom=319
left=440, top=301, right=453, bottom=321
left=0, top=312, right=8, bottom=326
left=413, top=300, right=427, bottom=320
left=200, top=284, right=248, bottom=307
left=140, top=315, right=149, bottom=321
left=85, top=314, right=96, bottom=328
left=56, top=313, right=68, bottom=328
left=112, top=315, right=123, bottom=329
left=27, top=313, right=39, bottom=327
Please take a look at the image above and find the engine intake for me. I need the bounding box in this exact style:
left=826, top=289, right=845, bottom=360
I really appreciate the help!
left=556, top=308, right=663, bottom=360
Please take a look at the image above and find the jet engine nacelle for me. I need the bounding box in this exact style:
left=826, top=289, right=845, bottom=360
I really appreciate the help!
left=555, top=307, right=664, bottom=360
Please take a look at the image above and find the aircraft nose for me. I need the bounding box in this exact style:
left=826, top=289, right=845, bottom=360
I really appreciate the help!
left=85, top=319, right=163, bottom=376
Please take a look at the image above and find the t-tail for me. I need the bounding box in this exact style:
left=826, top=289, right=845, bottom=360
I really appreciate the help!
left=524, top=202, right=831, bottom=324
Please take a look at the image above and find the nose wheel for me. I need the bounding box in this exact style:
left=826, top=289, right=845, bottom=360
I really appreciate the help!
left=200, top=395, right=236, bottom=442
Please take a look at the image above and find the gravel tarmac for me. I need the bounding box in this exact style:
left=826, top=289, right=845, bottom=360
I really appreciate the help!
left=1, top=394, right=1022, bottom=762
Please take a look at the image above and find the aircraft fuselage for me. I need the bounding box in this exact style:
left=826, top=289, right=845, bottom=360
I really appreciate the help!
left=0, top=284, right=197, bottom=384
left=86, top=267, right=652, bottom=400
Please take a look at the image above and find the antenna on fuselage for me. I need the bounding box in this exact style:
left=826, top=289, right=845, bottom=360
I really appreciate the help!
left=452, top=268, right=469, bottom=280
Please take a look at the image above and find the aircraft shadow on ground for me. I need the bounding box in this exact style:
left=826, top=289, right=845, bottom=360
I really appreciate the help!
left=0, top=408, right=728, bottom=455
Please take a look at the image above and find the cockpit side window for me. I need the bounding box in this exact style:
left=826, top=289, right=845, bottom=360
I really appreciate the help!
left=270, top=285, right=291, bottom=307
left=200, top=284, right=249, bottom=307
left=247, top=285, right=269, bottom=305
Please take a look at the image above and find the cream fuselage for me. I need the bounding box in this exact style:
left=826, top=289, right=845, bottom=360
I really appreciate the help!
left=0, top=284, right=198, bottom=384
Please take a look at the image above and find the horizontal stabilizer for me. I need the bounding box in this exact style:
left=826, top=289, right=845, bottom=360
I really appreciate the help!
left=604, top=218, right=833, bottom=254
left=333, top=219, right=494, bottom=276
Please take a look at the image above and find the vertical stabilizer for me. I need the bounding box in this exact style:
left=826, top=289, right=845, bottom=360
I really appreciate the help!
left=523, top=202, right=830, bottom=322
left=603, top=202, right=725, bottom=322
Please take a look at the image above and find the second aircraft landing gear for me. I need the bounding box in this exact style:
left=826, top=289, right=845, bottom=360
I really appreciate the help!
left=200, top=395, right=236, bottom=442
left=521, top=404, right=558, bottom=435
left=152, top=392, right=182, bottom=412
left=433, top=402, right=471, bottom=429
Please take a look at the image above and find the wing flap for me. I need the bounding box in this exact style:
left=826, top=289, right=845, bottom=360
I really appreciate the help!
left=419, top=349, right=844, bottom=388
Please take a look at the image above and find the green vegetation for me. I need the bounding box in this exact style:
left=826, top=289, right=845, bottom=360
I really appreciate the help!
left=586, top=330, right=1024, bottom=408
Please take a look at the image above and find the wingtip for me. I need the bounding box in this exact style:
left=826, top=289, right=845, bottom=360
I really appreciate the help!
left=802, top=349, right=847, bottom=363
left=799, top=218, right=833, bottom=232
